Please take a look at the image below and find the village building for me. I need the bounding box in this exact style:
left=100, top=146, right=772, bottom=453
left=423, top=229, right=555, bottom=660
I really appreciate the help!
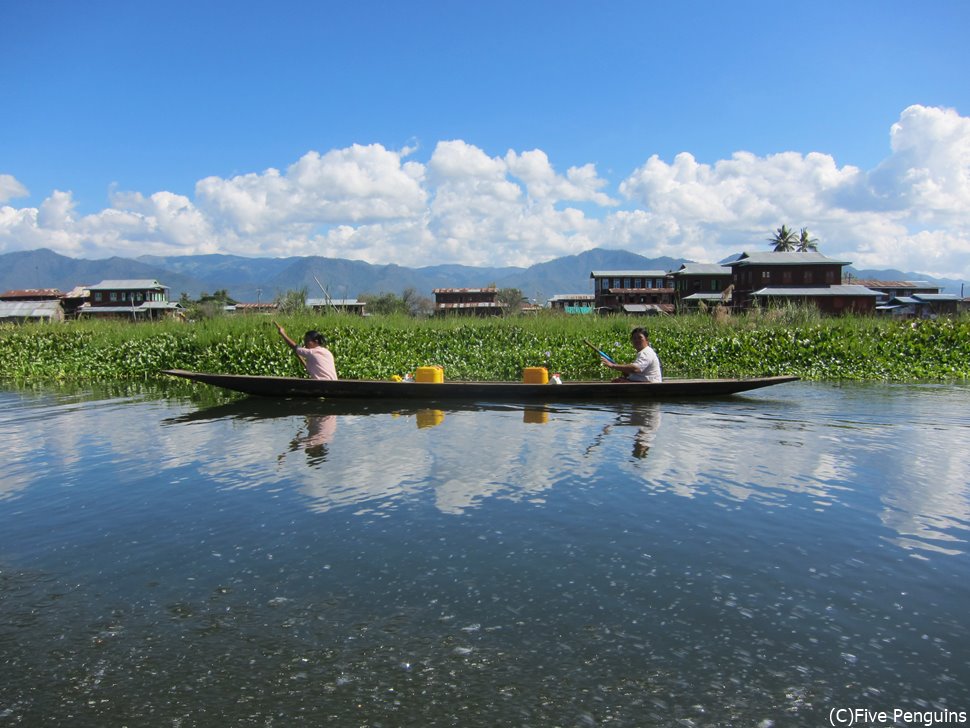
left=0, top=288, right=68, bottom=323
left=78, top=279, right=183, bottom=320
left=232, top=302, right=278, bottom=314
left=0, top=288, right=63, bottom=301
left=548, top=294, right=595, bottom=314
left=433, top=287, right=503, bottom=316
left=307, top=298, right=368, bottom=315
left=668, top=263, right=733, bottom=310
left=727, top=251, right=879, bottom=315
left=877, top=293, right=962, bottom=318
left=589, top=271, right=676, bottom=315
left=848, top=279, right=942, bottom=302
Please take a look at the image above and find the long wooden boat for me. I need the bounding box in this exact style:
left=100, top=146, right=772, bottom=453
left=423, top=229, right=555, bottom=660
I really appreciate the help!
left=162, top=369, right=799, bottom=402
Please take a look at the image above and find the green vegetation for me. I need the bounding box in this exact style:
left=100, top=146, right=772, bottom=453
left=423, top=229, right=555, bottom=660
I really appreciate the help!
left=0, top=310, right=968, bottom=383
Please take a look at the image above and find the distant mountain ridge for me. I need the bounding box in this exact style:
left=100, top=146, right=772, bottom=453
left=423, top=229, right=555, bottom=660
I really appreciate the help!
left=0, top=248, right=963, bottom=301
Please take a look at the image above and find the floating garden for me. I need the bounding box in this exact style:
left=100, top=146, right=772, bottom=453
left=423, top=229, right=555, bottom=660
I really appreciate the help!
left=0, top=310, right=968, bottom=383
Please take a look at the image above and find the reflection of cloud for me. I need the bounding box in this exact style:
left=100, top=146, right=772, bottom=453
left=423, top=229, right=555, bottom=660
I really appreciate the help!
left=5, top=384, right=969, bottom=558
left=627, top=388, right=970, bottom=556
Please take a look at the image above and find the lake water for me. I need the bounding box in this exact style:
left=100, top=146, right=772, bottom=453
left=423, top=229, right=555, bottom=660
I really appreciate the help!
left=1, top=381, right=969, bottom=726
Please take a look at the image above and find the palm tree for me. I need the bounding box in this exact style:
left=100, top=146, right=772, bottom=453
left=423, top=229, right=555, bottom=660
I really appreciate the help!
left=796, top=228, right=819, bottom=252
left=767, top=224, right=798, bottom=252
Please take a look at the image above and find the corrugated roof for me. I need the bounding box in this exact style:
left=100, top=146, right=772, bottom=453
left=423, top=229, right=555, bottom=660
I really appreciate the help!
left=88, top=279, right=168, bottom=290
left=0, top=288, right=62, bottom=299
left=672, top=264, right=732, bottom=275
left=752, top=285, right=880, bottom=297
left=682, top=293, right=725, bottom=301
left=434, top=301, right=503, bottom=309
left=307, top=298, right=364, bottom=307
left=913, top=293, right=959, bottom=301
left=590, top=270, right=669, bottom=278
left=0, top=300, right=62, bottom=318
left=850, top=279, right=935, bottom=289
left=730, top=251, right=850, bottom=266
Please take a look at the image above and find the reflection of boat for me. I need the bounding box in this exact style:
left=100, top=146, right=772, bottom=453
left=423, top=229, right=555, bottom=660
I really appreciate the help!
left=162, top=370, right=799, bottom=402
left=161, top=395, right=515, bottom=427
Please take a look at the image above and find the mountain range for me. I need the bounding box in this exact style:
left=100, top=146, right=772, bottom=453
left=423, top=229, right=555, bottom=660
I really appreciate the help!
left=0, top=248, right=964, bottom=302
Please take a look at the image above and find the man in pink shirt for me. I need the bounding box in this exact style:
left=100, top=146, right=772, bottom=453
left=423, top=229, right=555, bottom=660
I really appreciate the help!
left=275, top=322, right=338, bottom=380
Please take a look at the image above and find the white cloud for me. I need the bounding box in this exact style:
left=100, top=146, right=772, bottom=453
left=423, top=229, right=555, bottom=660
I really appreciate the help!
left=0, top=106, right=969, bottom=278
left=0, top=174, right=28, bottom=203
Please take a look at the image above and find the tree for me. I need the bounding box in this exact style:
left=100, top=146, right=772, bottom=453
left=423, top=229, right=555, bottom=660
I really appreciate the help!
left=275, top=287, right=309, bottom=314
left=401, top=287, right=433, bottom=317
left=796, top=228, right=819, bottom=252
left=767, top=224, right=799, bottom=252
left=360, top=292, right=407, bottom=316
left=496, top=287, right=527, bottom=315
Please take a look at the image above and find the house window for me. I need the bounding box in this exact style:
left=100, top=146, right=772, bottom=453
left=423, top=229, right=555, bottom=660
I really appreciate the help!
left=94, top=292, right=102, bottom=302
left=803, top=271, right=813, bottom=284
left=825, top=271, right=836, bottom=284
left=762, top=271, right=771, bottom=280
left=783, top=271, right=792, bottom=284
left=110, top=292, right=117, bottom=302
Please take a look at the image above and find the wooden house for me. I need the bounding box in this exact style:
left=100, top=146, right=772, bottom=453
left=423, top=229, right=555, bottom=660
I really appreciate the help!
left=0, top=289, right=67, bottom=323
left=548, top=294, right=595, bottom=314
left=669, top=263, right=732, bottom=309
left=307, top=298, right=367, bottom=315
left=589, top=270, right=676, bottom=315
left=433, top=288, right=503, bottom=316
left=79, top=279, right=183, bottom=320
left=727, top=252, right=877, bottom=314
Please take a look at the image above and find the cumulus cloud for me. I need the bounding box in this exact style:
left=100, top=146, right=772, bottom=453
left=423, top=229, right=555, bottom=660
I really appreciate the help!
left=0, top=174, right=29, bottom=203
left=0, top=105, right=969, bottom=278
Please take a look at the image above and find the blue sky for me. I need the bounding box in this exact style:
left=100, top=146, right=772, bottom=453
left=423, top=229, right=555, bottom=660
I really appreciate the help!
left=2, top=0, right=969, bottom=279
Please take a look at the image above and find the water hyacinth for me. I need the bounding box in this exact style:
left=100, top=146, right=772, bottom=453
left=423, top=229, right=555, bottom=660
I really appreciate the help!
left=0, top=311, right=968, bottom=383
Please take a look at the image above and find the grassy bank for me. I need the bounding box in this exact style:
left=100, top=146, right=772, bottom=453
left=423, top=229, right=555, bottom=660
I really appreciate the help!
left=1, top=311, right=968, bottom=383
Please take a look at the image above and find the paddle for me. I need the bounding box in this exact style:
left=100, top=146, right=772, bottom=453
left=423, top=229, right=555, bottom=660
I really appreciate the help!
left=583, top=339, right=616, bottom=364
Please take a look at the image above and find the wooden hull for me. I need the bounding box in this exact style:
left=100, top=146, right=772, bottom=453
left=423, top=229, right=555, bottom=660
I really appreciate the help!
left=162, top=369, right=799, bottom=402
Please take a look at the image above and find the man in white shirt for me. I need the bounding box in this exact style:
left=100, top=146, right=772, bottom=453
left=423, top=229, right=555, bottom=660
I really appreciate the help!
left=602, top=327, right=662, bottom=383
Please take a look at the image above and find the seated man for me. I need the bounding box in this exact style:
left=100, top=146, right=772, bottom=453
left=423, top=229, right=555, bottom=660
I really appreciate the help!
left=601, top=327, right=662, bottom=383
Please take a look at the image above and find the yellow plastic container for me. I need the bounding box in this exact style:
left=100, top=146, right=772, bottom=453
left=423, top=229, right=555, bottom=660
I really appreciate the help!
left=523, top=408, right=549, bottom=424
left=416, top=409, right=445, bottom=429
left=415, top=365, right=444, bottom=383
left=522, top=367, right=549, bottom=384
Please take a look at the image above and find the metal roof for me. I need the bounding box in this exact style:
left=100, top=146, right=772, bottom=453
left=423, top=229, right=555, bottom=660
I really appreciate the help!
left=913, top=293, right=959, bottom=301
left=79, top=301, right=181, bottom=314
left=307, top=298, right=364, bottom=307
left=0, top=300, right=62, bottom=318
left=752, top=285, right=880, bottom=297
left=729, top=251, right=850, bottom=267
left=850, top=279, right=936, bottom=290
left=88, top=279, right=168, bottom=290
left=590, top=270, right=669, bottom=278
left=682, top=292, right=725, bottom=301
left=672, top=263, right=732, bottom=275
left=0, top=288, right=63, bottom=299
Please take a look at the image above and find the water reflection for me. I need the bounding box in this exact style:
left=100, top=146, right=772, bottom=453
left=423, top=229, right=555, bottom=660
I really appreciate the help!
left=2, top=383, right=970, bottom=725
left=280, top=414, right=337, bottom=465
left=586, top=402, right=662, bottom=459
